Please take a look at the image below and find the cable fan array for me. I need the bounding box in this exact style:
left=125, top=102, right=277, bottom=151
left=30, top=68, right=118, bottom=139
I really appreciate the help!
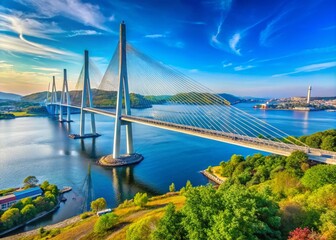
left=68, top=42, right=307, bottom=149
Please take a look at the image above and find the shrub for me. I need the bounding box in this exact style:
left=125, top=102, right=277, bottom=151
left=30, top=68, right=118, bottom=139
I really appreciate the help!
left=126, top=216, right=158, bottom=240
left=134, top=193, right=148, bottom=208
left=94, top=212, right=119, bottom=233
left=169, top=183, right=175, bottom=192
left=80, top=212, right=91, bottom=219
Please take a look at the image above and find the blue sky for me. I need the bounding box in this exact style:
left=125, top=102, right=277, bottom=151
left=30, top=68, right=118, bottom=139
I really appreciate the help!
left=0, top=0, right=335, bottom=97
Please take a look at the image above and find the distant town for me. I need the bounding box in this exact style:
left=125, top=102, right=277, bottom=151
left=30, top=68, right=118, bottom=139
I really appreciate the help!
left=254, top=86, right=336, bottom=111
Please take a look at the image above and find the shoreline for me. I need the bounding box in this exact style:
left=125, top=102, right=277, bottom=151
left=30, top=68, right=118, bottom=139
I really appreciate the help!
left=200, top=169, right=225, bottom=185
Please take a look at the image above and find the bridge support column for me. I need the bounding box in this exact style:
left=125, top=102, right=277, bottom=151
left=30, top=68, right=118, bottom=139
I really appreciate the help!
left=51, top=76, right=58, bottom=115
left=59, top=69, right=73, bottom=123
left=70, top=50, right=100, bottom=139
left=98, top=22, right=142, bottom=167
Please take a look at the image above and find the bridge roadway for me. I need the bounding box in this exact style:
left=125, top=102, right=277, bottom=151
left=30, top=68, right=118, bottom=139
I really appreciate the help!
left=57, top=104, right=336, bottom=165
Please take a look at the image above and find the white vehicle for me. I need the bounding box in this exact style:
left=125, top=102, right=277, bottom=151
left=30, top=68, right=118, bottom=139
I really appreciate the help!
left=97, top=208, right=112, bottom=216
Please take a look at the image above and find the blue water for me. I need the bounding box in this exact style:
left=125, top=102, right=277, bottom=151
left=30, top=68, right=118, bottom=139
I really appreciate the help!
left=0, top=103, right=335, bottom=231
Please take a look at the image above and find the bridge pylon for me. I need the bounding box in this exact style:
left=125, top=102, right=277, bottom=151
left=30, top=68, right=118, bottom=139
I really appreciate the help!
left=69, top=50, right=100, bottom=139
left=98, top=22, right=143, bottom=167
left=59, top=69, right=72, bottom=122
left=51, top=76, right=58, bottom=115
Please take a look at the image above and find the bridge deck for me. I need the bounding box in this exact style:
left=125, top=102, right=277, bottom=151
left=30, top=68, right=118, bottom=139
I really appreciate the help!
left=51, top=104, right=336, bottom=165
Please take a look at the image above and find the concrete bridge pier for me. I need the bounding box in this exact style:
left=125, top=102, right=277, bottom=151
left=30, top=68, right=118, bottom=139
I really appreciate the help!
left=98, top=22, right=143, bottom=167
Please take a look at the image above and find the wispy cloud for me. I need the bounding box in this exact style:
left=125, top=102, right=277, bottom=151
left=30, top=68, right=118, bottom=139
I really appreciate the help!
left=144, top=34, right=166, bottom=39
left=210, top=0, right=233, bottom=50
left=67, top=30, right=103, bottom=37
left=0, top=34, right=77, bottom=59
left=0, top=12, right=64, bottom=40
left=16, top=0, right=110, bottom=31
left=272, top=61, right=336, bottom=77
left=32, top=67, right=61, bottom=72
left=0, top=61, right=13, bottom=68
left=222, top=62, right=232, bottom=68
left=229, top=33, right=241, bottom=55
left=234, top=65, right=254, bottom=71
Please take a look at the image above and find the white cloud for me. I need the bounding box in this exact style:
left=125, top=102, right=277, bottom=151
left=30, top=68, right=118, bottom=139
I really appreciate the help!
left=16, top=0, right=109, bottom=31
left=108, top=15, right=116, bottom=22
left=144, top=34, right=166, bottom=39
left=296, top=62, right=336, bottom=72
left=234, top=65, right=254, bottom=71
left=209, top=0, right=233, bottom=50
left=229, top=33, right=241, bottom=55
left=0, top=34, right=77, bottom=59
left=222, top=62, right=232, bottom=68
left=272, top=61, right=336, bottom=77
left=32, top=67, right=62, bottom=72
left=0, top=13, right=63, bottom=40
left=68, top=30, right=103, bottom=37
left=0, top=61, right=13, bottom=68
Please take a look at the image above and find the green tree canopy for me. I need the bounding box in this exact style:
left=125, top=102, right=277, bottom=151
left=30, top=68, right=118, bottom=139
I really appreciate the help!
left=90, top=198, right=107, bottom=213
left=133, top=193, right=148, bottom=208
left=126, top=216, right=158, bottom=240
left=1, top=208, right=21, bottom=229
left=94, top=212, right=118, bottom=233
left=21, top=204, right=37, bottom=221
left=23, top=176, right=38, bottom=188
left=152, top=203, right=186, bottom=240
left=320, top=136, right=336, bottom=151
left=301, top=165, right=336, bottom=190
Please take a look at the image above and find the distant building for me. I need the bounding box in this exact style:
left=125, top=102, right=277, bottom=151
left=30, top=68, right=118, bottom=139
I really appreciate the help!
left=307, top=85, right=312, bottom=104
left=0, top=187, right=42, bottom=211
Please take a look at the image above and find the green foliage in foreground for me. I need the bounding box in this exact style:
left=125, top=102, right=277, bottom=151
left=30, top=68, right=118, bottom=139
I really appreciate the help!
left=126, top=151, right=336, bottom=240
left=126, top=216, right=159, bottom=240
left=94, top=212, right=119, bottom=233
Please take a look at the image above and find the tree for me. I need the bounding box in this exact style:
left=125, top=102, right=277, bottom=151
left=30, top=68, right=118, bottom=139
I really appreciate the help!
left=40, top=181, right=50, bottom=192
left=1, top=208, right=22, bottom=229
left=33, top=196, right=50, bottom=212
left=305, top=134, right=322, bottom=148
left=285, top=151, right=308, bottom=177
left=288, top=227, right=320, bottom=240
left=126, top=216, right=158, bottom=240
left=321, top=136, right=336, bottom=151
left=208, top=185, right=281, bottom=240
left=94, top=212, right=118, bottom=233
left=21, top=204, right=37, bottom=221
left=134, top=193, right=148, bottom=208
left=23, top=176, right=38, bottom=188
left=152, top=203, right=186, bottom=240
left=301, top=165, right=336, bottom=190
left=181, top=185, right=219, bottom=240
left=169, top=183, right=175, bottom=192
left=90, top=198, right=107, bottom=213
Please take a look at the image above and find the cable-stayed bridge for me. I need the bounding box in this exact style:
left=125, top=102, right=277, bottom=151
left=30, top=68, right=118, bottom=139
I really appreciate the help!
left=46, top=22, right=336, bottom=165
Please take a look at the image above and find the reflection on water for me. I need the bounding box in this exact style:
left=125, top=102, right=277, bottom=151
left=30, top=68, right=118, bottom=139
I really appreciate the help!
left=0, top=103, right=335, bottom=233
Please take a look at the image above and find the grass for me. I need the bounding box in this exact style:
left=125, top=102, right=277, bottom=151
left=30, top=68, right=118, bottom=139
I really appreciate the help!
left=17, top=193, right=185, bottom=240
left=10, top=112, right=35, bottom=117
left=208, top=166, right=227, bottom=182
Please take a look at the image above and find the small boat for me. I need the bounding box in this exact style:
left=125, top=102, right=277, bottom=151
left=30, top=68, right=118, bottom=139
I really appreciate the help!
left=60, top=186, right=72, bottom=193
left=61, top=197, right=67, bottom=202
